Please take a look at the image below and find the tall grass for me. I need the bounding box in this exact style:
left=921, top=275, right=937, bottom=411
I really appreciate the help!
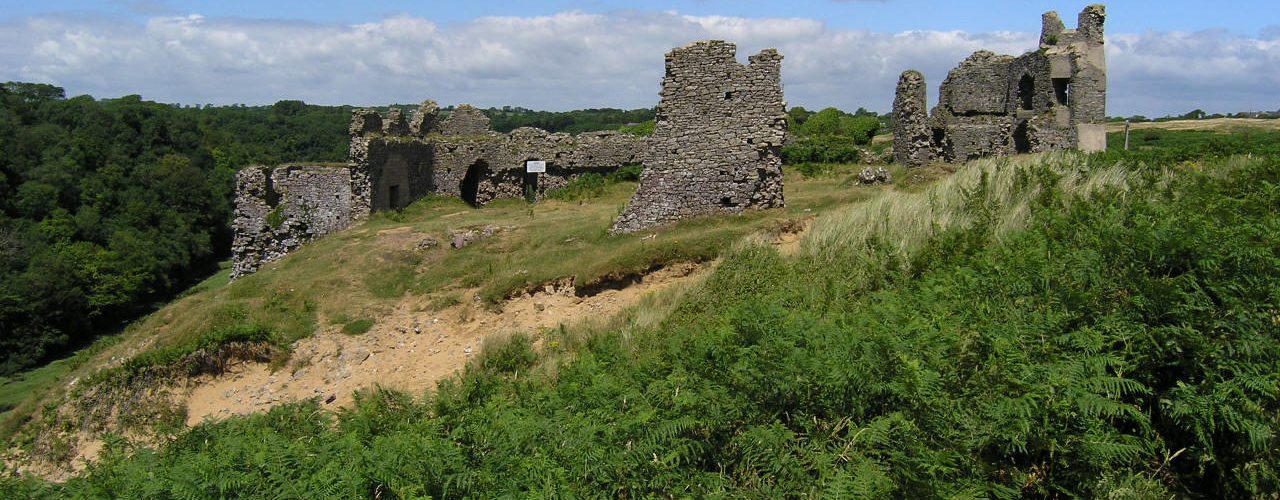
left=804, top=152, right=1160, bottom=266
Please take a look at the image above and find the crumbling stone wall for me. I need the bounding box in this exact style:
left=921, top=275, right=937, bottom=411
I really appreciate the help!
left=439, top=104, right=493, bottom=136
left=892, top=5, right=1106, bottom=164
left=232, top=38, right=789, bottom=276
left=423, top=127, right=646, bottom=206
left=233, top=101, right=648, bottom=278
left=610, top=40, right=786, bottom=234
left=230, top=165, right=360, bottom=278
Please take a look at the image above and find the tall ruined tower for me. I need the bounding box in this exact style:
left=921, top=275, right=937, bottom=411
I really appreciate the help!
left=1039, top=4, right=1108, bottom=152
left=610, top=40, right=787, bottom=234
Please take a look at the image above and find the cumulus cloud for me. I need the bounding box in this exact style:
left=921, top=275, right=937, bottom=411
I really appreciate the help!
left=0, top=11, right=1276, bottom=116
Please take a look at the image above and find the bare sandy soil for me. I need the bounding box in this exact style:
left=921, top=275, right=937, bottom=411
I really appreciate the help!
left=183, top=261, right=707, bottom=426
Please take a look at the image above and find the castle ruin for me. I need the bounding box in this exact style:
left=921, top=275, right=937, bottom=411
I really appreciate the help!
left=232, top=39, right=789, bottom=277
left=894, top=5, right=1107, bottom=166
left=231, top=101, right=647, bottom=278
left=609, top=40, right=787, bottom=234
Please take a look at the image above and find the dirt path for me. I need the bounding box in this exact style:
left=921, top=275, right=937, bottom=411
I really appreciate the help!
left=184, top=262, right=707, bottom=425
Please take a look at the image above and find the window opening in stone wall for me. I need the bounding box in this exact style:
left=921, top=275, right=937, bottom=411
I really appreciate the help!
left=1053, top=78, right=1071, bottom=106
left=263, top=171, right=280, bottom=207
left=388, top=185, right=400, bottom=209
left=724, top=91, right=734, bottom=100
left=1018, top=74, right=1035, bottom=110
left=460, top=160, right=488, bottom=207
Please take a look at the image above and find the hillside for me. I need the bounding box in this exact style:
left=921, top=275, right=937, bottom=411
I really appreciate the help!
left=2, top=122, right=1280, bottom=496
left=0, top=162, right=892, bottom=478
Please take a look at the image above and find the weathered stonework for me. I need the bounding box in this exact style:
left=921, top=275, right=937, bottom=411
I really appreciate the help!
left=232, top=38, right=788, bottom=276
left=439, top=104, right=493, bottom=136
left=892, top=5, right=1107, bottom=164
left=230, top=165, right=360, bottom=278
left=893, top=70, right=933, bottom=166
left=610, top=40, right=786, bottom=234
left=232, top=103, right=648, bottom=279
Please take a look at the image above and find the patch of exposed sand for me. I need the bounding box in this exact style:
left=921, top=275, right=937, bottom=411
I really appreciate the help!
left=184, top=262, right=706, bottom=425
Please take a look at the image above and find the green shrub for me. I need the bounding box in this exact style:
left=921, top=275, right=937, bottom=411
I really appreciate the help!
left=265, top=205, right=286, bottom=229
left=474, top=333, right=537, bottom=374
left=608, top=164, right=644, bottom=182
left=341, top=318, right=374, bottom=335
left=618, top=120, right=654, bottom=136
left=781, top=136, right=862, bottom=164
left=545, top=173, right=607, bottom=201
left=795, top=108, right=880, bottom=145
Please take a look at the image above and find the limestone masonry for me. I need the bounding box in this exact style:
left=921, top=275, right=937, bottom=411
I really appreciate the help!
left=610, top=40, right=787, bottom=234
left=893, top=5, right=1107, bottom=166
left=233, top=39, right=789, bottom=277
left=232, top=101, right=647, bottom=278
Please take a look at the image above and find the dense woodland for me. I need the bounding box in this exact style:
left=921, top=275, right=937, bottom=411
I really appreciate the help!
left=0, top=84, right=351, bottom=375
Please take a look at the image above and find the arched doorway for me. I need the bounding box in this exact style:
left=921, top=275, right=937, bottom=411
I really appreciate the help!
left=460, top=160, right=488, bottom=207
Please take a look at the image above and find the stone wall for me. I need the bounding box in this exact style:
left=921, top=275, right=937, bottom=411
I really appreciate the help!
left=230, top=165, right=360, bottom=278
left=892, top=5, right=1106, bottom=165
left=233, top=102, right=649, bottom=278
left=355, top=114, right=647, bottom=209
left=439, top=104, right=493, bottom=136
left=610, top=40, right=786, bottom=234
left=232, top=38, right=789, bottom=276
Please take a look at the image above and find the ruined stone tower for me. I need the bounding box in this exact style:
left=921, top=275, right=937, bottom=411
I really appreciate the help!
left=610, top=40, right=787, bottom=234
left=893, top=4, right=1107, bottom=165
left=893, top=70, right=933, bottom=166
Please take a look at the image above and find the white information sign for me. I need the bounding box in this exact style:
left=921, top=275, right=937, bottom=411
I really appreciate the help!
left=525, top=160, right=546, bottom=173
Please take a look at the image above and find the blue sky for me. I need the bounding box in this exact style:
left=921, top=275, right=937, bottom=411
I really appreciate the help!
left=2, top=1, right=1277, bottom=116
left=8, top=1, right=1278, bottom=35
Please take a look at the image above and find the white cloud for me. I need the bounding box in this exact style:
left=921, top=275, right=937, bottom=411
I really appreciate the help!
left=0, top=11, right=1276, bottom=116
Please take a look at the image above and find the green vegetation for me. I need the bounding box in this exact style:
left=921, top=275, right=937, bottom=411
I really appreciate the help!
left=1105, top=126, right=1280, bottom=163
left=5, top=127, right=1278, bottom=496
left=0, top=163, right=868, bottom=456
left=618, top=119, right=654, bottom=136
left=543, top=165, right=644, bottom=202
left=783, top=106, right=884, bottom=164
left=4, top=89, right=1279, bottom=497
left=341, top=319, right=374, bottom=335
left=0, top=82, right=350, bottom=376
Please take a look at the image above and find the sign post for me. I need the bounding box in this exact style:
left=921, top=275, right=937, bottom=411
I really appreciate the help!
left=525, top=160, right=546, bottom=173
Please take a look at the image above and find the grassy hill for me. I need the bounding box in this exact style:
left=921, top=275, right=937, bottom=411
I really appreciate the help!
left=4, top=121, right=1280, bottom=496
